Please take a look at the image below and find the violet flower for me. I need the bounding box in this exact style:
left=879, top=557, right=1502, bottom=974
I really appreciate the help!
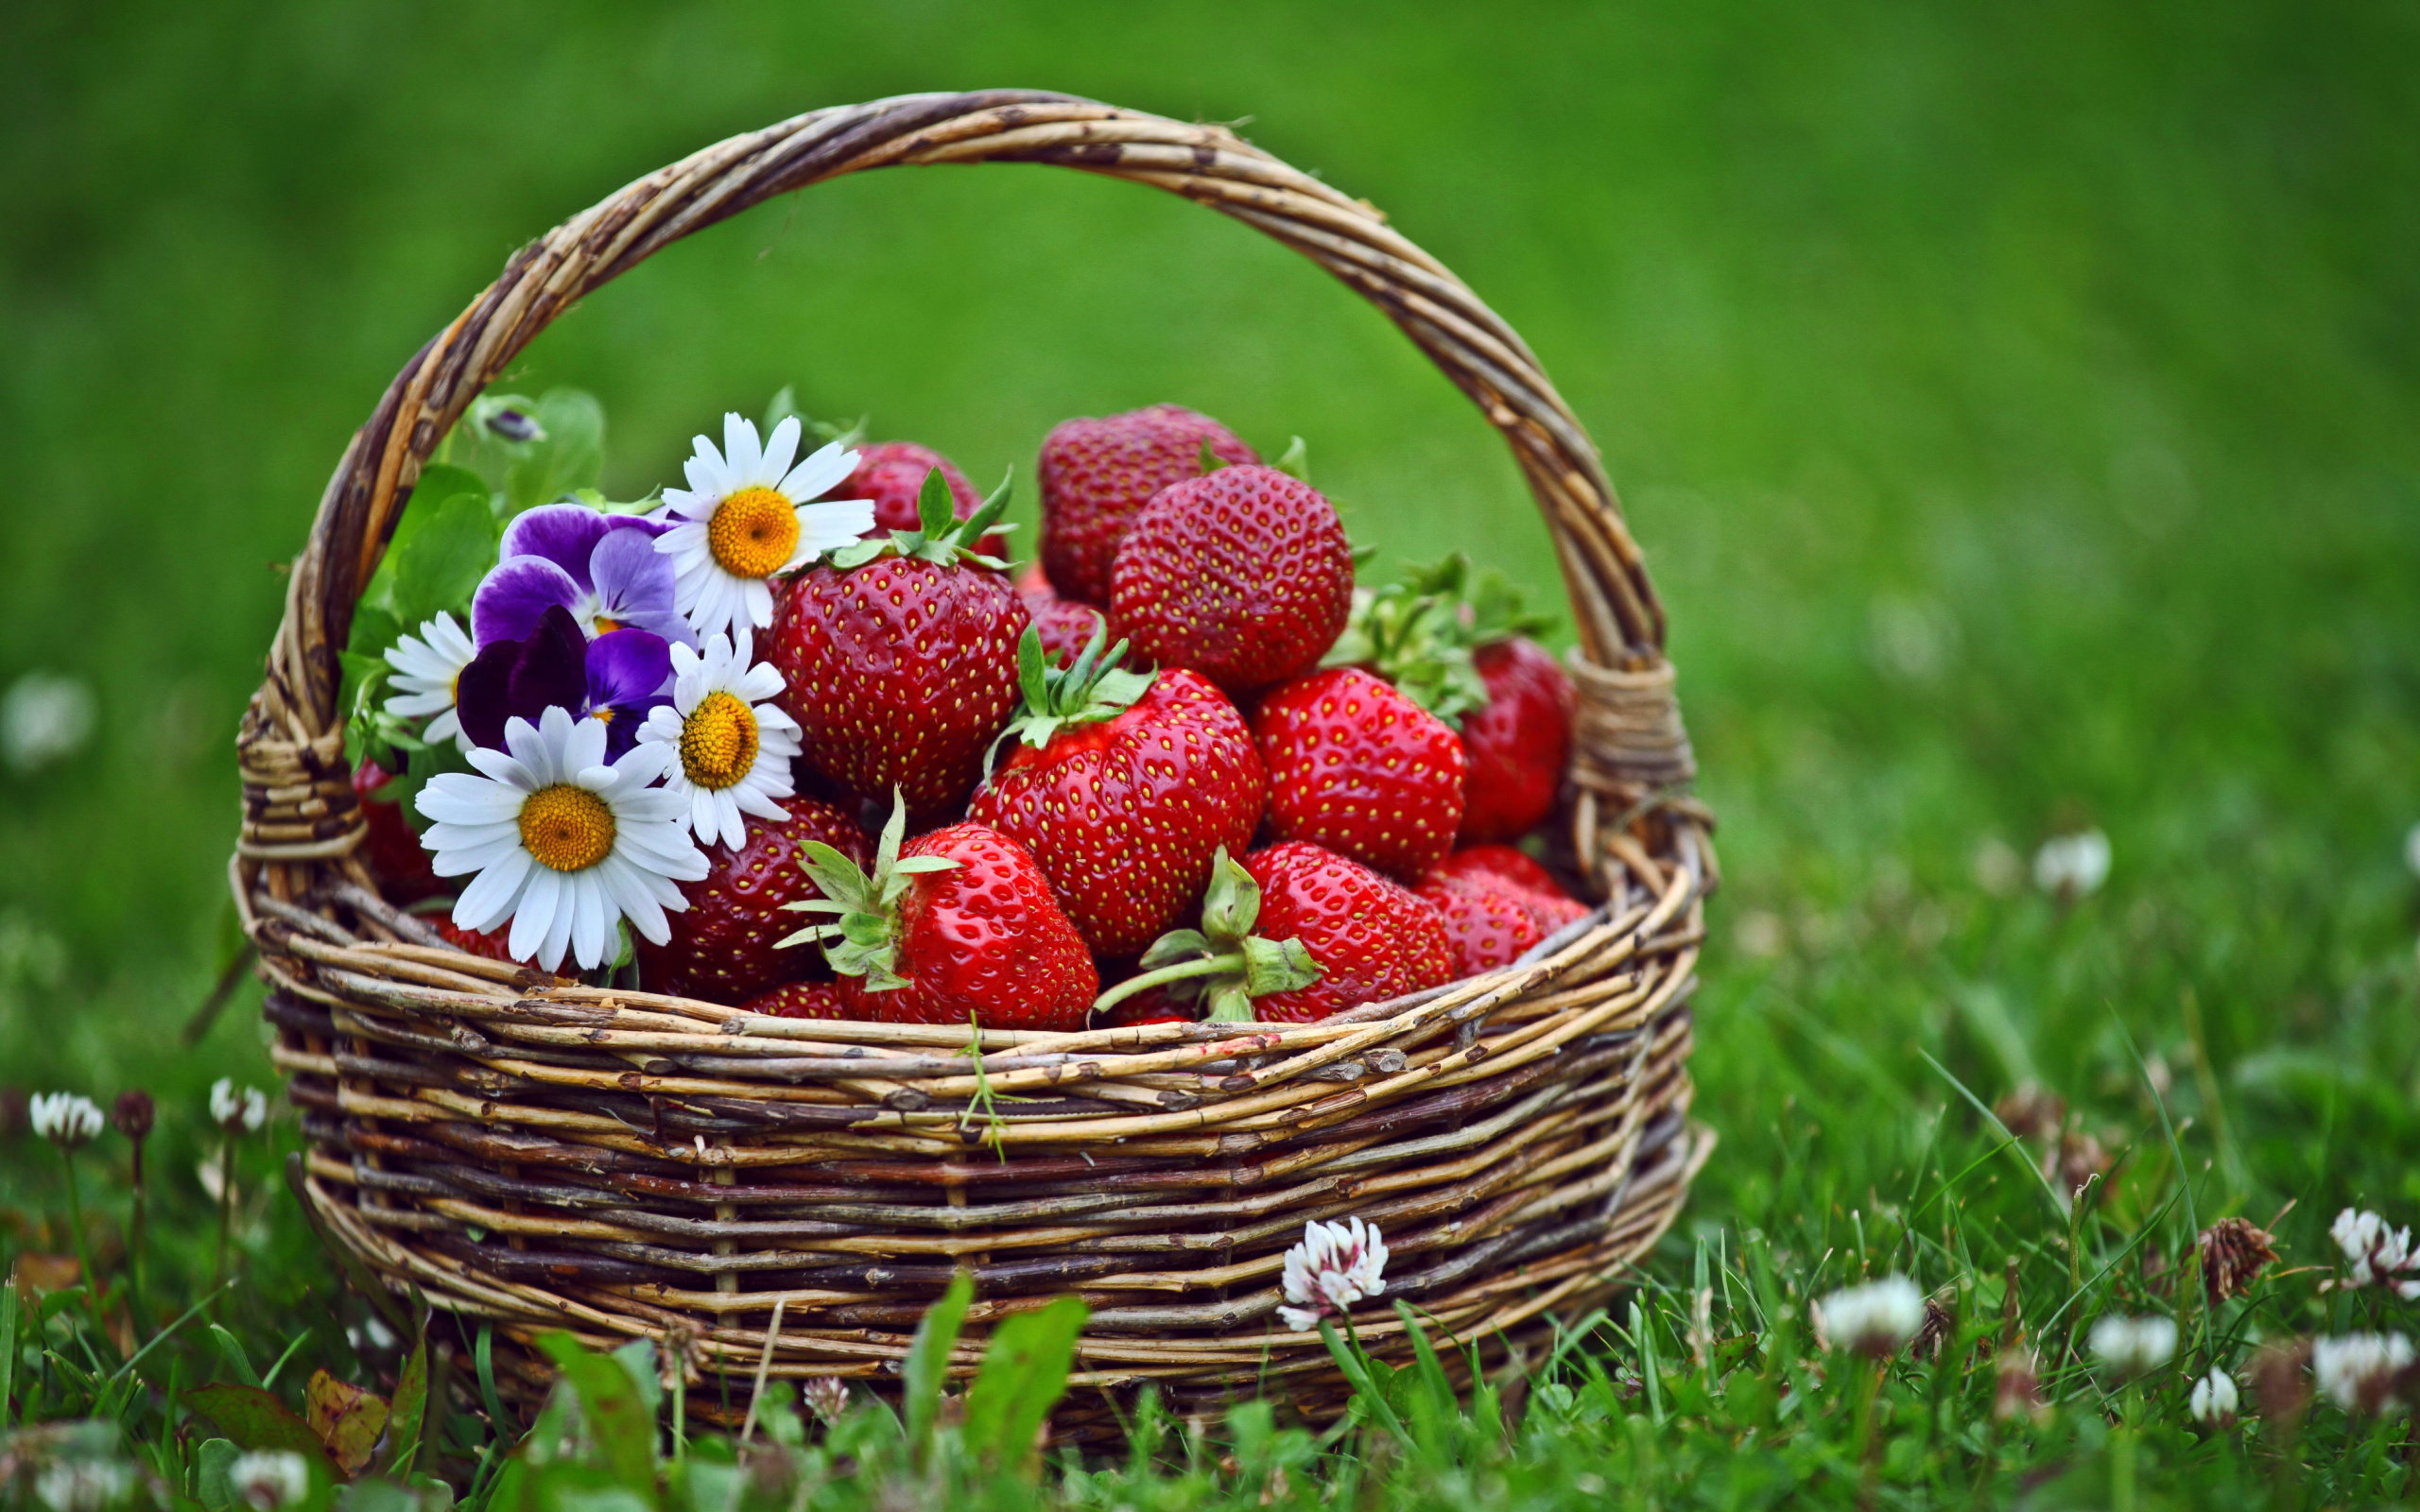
left=473, top=505, right=693, bottom=649
left=457, top=605, right=671, bottom=759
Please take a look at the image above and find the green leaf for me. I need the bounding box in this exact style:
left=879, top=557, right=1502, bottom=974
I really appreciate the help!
left=388, top=492, right=499, bottom=630
left=1272, top=436, right=1310, bottom=482
left=408, top=465, right=493, bottom=525
left=960, top=1296, right=1088, bottom=1475
left=196, top=1437, right=241, bottom=1512
left=915, top=466, right=955, bottom=537
left=490, top=389, right=605, bottom=519
left=377, top=1328, right=430, bottom=1480
left=184, top=1383, right=341, bottom=1474
left=208, top=1325, right=262, bottom=1389
left=1137, top=928, right=1212, bottom=972
left=1197, top=849, right=1260, bottom=945
left=903, top=1272, right=974, bottom=1461
left=1199, top=438, right=1229, bottom=474
left=608, top=1338, right=663, bottom=1425
left=760, top=386, right=801, bottom=437
left=531, top=1332, right=658, bottom=1495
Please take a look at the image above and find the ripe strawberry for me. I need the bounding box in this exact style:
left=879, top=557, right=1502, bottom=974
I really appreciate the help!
left=1413, top=873, right=1544, bottom=977
left=969, top=627, right=1266, bottom=957
left=1110, top=465, right=1356, bottom=696
left=1252, top=667, right=1466, bottom=884
left=1325, top=557, right=1572, bottom=844
left=1458, top=637, right=1573, bottom=844
left=1435, top=845, right=1580, bottom=911
left=769, top=477, right=1027, bottom=816
left=1020, top=582, right=1110, bottom=671
left=1109, top=843, right=1446, bottom=1024
left=1039, top=404, right=1256, bottom=606
left=781, top=799, right=1097, bottom=1029
left=827, top=439, right=1008, bottom=559
left=436, top=918, right=524, bottom=964
left=354, top=758, right=444, bottom=902
left=635, top=799, right=872, bottom=1004
left=740, top=980, right=845, bottom=1020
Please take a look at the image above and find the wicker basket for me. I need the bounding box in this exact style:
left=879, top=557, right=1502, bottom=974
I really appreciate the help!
left=232, top=90, right=1718, bottom=1434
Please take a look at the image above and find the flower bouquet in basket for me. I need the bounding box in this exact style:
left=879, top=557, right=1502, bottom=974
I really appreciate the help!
left=243, top=92, right=1714, bottom=1435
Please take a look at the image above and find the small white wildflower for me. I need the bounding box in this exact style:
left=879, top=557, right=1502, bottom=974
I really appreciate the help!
left=28, top=1091, right=105, bottom=1147
left=2314, top=1333, right=2415, bottom=1416
left=1813, top=1275, right=1925, bottom=1358
left=228, top=1451, right=311, bottom=1511
left=2, top=672, right=96, bottom=774
left=2033, top=830, right=2111, bottom=899
left=2189, top=1367, right=2239, bottom=1424
left=34, top=1459, right=133, bottom=1512
left=2089, top=1314, right=2178, bottom=1379
left=2331, top=1207, right=2420, bottom=1299
left=209, top=1078, right=268, bottom=1134
left=1277, top=1217, right=1389, bottom=1332
left=802, top=1376, right=851, bottom=1422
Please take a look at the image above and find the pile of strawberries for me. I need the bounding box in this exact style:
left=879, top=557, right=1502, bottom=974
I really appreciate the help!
left=421, top=404, right=1584, bottom=1031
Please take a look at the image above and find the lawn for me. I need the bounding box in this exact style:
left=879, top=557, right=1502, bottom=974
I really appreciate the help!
left=4, top=0, right=2419, bottom=1505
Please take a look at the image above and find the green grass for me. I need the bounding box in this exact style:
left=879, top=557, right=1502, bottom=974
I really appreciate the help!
left=6, top=0, right=2420, bottom=1504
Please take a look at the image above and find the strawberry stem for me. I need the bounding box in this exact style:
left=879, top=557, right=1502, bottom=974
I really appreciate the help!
left=1100, top=848, right=1323, bottom=1023
left=1089, top=954, right=1247, bottom=1018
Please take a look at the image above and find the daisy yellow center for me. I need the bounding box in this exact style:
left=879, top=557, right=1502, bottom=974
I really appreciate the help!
left=518, top=783, right=616, bottom=872
left=680, top=692, right=760, bottom=790
left=708, top=487, right=800, bottom=577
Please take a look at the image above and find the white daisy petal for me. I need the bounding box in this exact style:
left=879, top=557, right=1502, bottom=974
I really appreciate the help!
left=777, top=441, right=858, bottom=503
left=456, top=848, right=534, bottom=934
left=760, top=416, right=802, bottom=482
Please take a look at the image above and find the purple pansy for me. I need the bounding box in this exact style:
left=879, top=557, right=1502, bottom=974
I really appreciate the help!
left=455, top=605, right=672, bottom=760
left=472, top=505, right=693, bottom=649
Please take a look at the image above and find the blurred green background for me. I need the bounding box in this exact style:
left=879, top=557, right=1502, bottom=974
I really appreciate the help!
left=4, top=0, right=2418, bottom=1228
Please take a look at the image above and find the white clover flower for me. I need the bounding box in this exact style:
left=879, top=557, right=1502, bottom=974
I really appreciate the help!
left=415, top=704, right=709, bottom=971
left=2189, top=1367, right=2239, bottom=1424
left=34, top=1458, right=132, bottom=1512
left=635, top=628, right=801, bottom=849
left=2331, top=1207, right=2420, bottom=1299
left=228, top=1451, right=311, bottom=1511
left=802, top=1376, right=851, bottom=1422
left=2314, top=1332, right=2415, bottom=1416
left=1813, top=1275, right=1925, bottom=1358
left=3, top=672, right=96, bottom=775
left=2089, top=1314, right=2178, bottom=1379
left=2033, top=830, right=2111, bottom=899
left=29, top=1092, right=105, bottom=1147
left=1277, top=1217, right=1390, bottom=1332
left=653, top=415, right=873, bottom=642
left=382, top=610, right=477, bottom=754
left=209, top=1079, right=268, bottom=1134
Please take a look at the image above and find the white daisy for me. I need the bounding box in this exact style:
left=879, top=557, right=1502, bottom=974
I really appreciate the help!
left=635, top=627, right=801, bottom=850
left=653, top=414, right=874, bottom=642
left=383, top=610, right=476, bottom=753
left=414, top=704, right=708, bottom=971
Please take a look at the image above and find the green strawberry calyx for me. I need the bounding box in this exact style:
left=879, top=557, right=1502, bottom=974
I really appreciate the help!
left=1319, top=553, right=1553, bottom=728
left=984, top=623, right=1159, bottom=773
left=824, top=466, right=1017, bottom=572
left=772, top=790, right=959, bottom=992
left=1089, top=848, right=1322, bottom=1024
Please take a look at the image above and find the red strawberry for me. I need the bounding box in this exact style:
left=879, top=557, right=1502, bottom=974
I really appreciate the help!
left=1110, top=465, right=1355, bottom=696
left=769, top=479, right=1027, bottom=816
left=1093, top=986, right=1198, bottom=1028
left=781, top=799, right=1098, bottom=1030
left=1416, top=871, right=1570, bottom=977
left=1434, top=845, right=1570, bottom=903
left=1100, top=845, right=1447, bottom=1025
left=1458, top=637, right=1573, bottom=844
left=1252, top=667, right=1466, bottom=883
left=827, top=440, right=1008, bottom=559
left=741, top=980, right=846, bottom=1020
left=354, top=758, right=444, bottom=902
left=436, top=918, right=525, bottom=964
left=635, top=799, right=872, bottom=1004
left=1020, top=583, right=1110, bottom=671
left=1039, top=404, right=1257, bottom=605
left=969, top=627, right=1266, bottom=957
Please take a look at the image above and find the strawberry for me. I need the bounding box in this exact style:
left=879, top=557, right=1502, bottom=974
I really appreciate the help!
left=1105, top=844, right=1447, bottom=1024
left=769, top=473, right=1027, bottom=816
left=779, top=797, right=1097, bottom=1029
left=1457, top=637, right=1573, bottom=844
left=1093, top=986, right=1198, bottom=1028
left=1039, top=404, right=1257, bottom=605
left=1413, top=873, right=1546, bottom=977
left=634, top=798, right=872, bottom=1004
left=1020, top=582, right=1110, bottom=671
left=741, top=980, right=845, bottom=1020
left=436, top=918, right=524, bottom=964
left=968, top=627, right=1266, bottom=957
left=1110, top=465, right=1356, bottom=696
left=828, top=439, right=1008, bottom=560
left=1322, top=556, right=1573, bottom=845
left=1252, top=666, right=1466, bottom=883
left=354, top=757, right=444, bottom=902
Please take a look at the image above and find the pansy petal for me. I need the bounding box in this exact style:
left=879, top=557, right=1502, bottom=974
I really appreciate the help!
left=474, top=557, right=585, bottom=647
left=500, top=505, right=615, bottom=592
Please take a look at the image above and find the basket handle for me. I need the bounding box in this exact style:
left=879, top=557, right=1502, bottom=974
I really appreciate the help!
left=238, top=90, right=1691, bottom=866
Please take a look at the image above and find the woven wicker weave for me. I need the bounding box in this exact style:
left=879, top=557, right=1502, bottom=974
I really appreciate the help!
left=231, top=89, right=1718, bottom=1433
